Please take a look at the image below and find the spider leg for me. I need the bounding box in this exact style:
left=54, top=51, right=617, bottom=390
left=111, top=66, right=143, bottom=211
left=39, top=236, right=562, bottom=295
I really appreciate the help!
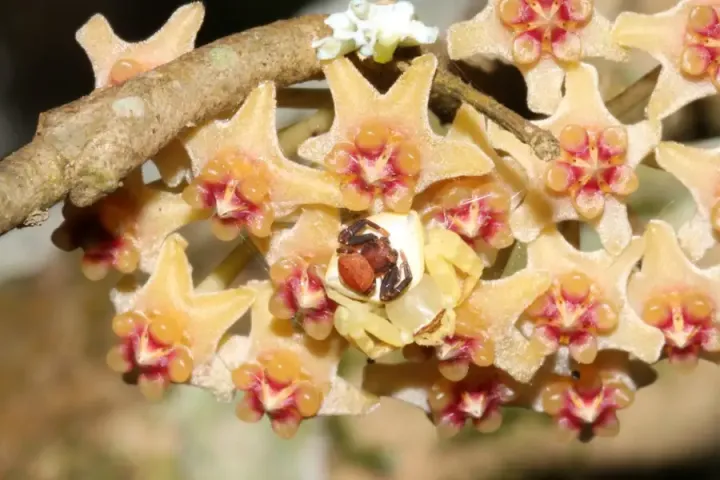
left=380, top=266, right=400, bottom=302
left=380, top=253, right=412, bottom=301
left=345, top=233, right=380, bottom=246
left=339, top=219, right=371, bottom=244
left=338, top=218, right=391, bottom=244
left=362, top=220, right=390, bottom=237
left=381, top=252, right=413, bottom=302
left=394, top=260, right=413, bottom=293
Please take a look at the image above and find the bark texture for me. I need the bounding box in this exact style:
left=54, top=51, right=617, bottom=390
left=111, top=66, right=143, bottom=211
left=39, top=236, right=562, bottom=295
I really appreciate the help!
left=0, top=14, right=656, bottom=237
left=0, top=15, right=329, bottom=235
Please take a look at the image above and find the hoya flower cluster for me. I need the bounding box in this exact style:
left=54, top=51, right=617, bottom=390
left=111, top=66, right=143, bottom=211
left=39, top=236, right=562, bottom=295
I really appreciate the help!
left=55, top=0, right=720, bottom=442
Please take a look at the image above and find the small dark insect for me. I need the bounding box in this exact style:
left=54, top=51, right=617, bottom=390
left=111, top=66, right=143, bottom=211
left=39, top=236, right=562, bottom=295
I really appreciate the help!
left=571, top=370, right=581, bottom=380
left=336, top=218, right=412, bottom=302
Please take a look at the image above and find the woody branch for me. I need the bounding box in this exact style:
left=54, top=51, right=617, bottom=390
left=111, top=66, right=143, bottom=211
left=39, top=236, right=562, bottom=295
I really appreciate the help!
left=0, top=14, right=656, bottom=238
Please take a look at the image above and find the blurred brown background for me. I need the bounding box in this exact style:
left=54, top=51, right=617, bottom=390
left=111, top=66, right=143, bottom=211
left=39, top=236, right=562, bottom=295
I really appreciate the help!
left=1, top=1, right=719, bottom=479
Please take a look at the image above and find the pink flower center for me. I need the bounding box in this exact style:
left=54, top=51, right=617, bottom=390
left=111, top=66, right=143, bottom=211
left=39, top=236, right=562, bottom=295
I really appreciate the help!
left=429, top=375, right=516, bottom=437
left=540, top=372, right=634, bottom=438
left=74, top=191, right=141, bottom=280
left=106, top=312, right=193, bottom=400
left=556, top=383, right=621, bottom=435
left=545, top=124, right=637, bottom=219
left=434, top=184, right=513, bottom=250
left=325, top=120, right=421, bottom=212
left=525, top=271, right=618, bottom=364
left=269, top=257, right=338, bottom=341
left=232, top=350, right=323, bottom=439
left=183, top=150, right=274, bottom=240
left=642, top=290, right=720, bottom=367
left=434, top=332, right=494, bottom=382
left=498, top=0, right=594, bottom=65
left=680, top=6, right=720, bottom=88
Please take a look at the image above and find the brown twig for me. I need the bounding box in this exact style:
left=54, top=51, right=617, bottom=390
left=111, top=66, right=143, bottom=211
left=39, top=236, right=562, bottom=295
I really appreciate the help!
left=402, top=61, right=562, bottom=163
left=277, top=88, right=334, bottom=110
left=0, top=15, right=330, bottom=236
left=3, top=14, right=657, bottom=238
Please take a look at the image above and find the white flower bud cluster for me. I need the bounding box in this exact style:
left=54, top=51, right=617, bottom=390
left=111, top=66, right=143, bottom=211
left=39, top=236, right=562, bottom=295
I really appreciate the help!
left=312, top=0, right=439, bottom=64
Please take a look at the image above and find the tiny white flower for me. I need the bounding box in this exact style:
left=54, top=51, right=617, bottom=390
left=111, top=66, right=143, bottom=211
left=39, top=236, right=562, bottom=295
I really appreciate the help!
left=350, top=0, right=371, bottom=20
left=312, top=0, right=438, bottom=64
left=312, top=37, right=357, bottom=61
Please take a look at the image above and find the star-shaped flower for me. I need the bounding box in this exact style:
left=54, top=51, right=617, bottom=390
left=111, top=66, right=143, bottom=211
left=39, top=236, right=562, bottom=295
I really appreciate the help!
left=52, top=171, right=201, bottom=280
left=654, top=142, right=720, bottom=261
left=76, top=2, right=205, bottom=186
left=363, top=361, right=520, bottom=438
left=448, top=0, right=626, bottom=114
left=261, top=207, right=342, bottom=341
left=523, top=227, right=664, bottom=368
left=181, top=82, right=343, bottom=241
left=453, top=268, right=553, bottom=383
left=489, top=63, right=661, bottom=254
left=531, top=352, right=640, bottom=440
left=76, top=2, right=204, bottom=88
left=415, top=104, right=524, bottom=267
left=627, top=220, right=720, bottom=368
left=106, top=233, right=256, bottom=400
left=298, top=54, right=494, bottom=213
left=191, top=281, right=378, bottom=438
left=613, top=1, right=720, bottom=120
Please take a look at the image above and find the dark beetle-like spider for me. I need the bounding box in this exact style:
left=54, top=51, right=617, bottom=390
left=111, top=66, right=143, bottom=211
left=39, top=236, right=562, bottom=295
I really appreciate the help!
left=336, top=218, right=413, bottom=302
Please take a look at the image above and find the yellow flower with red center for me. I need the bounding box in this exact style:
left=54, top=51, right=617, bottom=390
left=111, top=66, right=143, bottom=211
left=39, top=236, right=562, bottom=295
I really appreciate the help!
left=299, top=54, right=495, bottom=213
left=260, top=208, right=343, bottom=341
left=414, top=104, right=524, bottom=268
left=498, top=0, right=594, bottom=66
left=232, top=349, right=325, bottom=439
left=545, top=125, right=638, bottom=219
left=192, top=282, right=378, bottom=438
left=679, top=5, right=720, bottom=87
left=535, top=354, right=637, bottom=440
left=523, top=227, right=664, bottom=371
left=454, top=269, right=553, bottom=383
left=363, top=359, right=518, bottom=438
left=628, top=221, right=720, bottom=368
left=643, top=290, right=719, bottom=366
left=489, top=63, right=661, bottom=254
left=419, top=178, right=514, bottom=253
left=428, top=370, right=517, bottom=438
left=106, top=234, right=256, bottom=400
left=325, top=120, right=423, bottom=212
left=269, top=257, right=338, bottom=341
left=614, top=1, right=720, bottom=120
left=107, top=310, right=194, bottom=400
left=448, top=0, right=625, bottom=114
left=181, top=82, right=343, bottom=241
left=53, top=172, right=200, bottom=280
left=183, top=150, right=276, bottom=239
left=525, top=271, right=619, bottom=364
left=431, top=301, right=495, bottom=382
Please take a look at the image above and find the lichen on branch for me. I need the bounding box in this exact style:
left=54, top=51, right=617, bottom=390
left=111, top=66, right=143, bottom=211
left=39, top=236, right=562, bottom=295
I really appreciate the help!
left=0, top=15, right=331, bottom=236
left=0, top=13, right=607, bottom=237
